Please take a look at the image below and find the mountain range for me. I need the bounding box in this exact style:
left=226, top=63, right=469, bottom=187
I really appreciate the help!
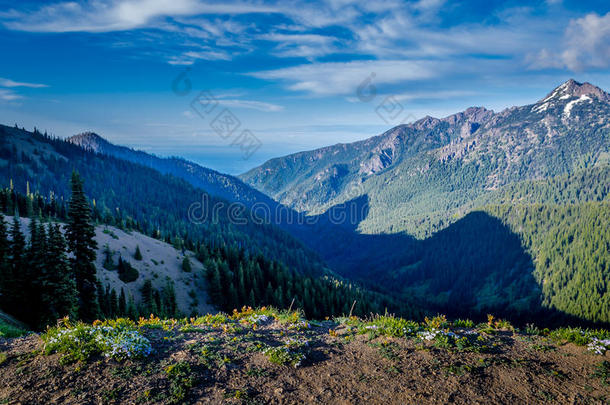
left=240, top=79, right=610, bottom=237
left=2, top=79, right=609, bottom=325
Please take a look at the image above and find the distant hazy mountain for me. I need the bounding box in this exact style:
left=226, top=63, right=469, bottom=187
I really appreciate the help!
left=241, top=79, right=610, bottom=236
left=67, top=132, right=278, bottom=208
left=0, top=124, right=329, bottom=277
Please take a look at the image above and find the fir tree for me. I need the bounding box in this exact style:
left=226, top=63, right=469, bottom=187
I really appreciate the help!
left=39, top=223, right=78, bottom=327
left=134, top=245, right=142, bottom=261
left=206, top=263, right=223, bottom=305
left=102, top=244, right=114, bottom=270
left=162, top=282, right=177, bottom=317
left=127, top=294, right=138, bottom=320
left=248, top=289, right=256, bottom=308
left=0, top=215, right=9, bottom=309
left=140, top=279, right=155, bottom=316
left=181, top=256, right=192, bottom=272
left=27, top=218, right=46, bottom=326
left=8, top=214, right=27, bottom=319
left=110, top=289, right=118, bottom=317
left=66, top=172, right=100, bottom=321
left=119, top=288, right=127, bottom=316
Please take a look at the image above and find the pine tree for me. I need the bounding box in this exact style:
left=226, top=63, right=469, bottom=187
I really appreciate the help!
left=110, top=289, right=119, bottom=317
left=98, top=282, right=110, bottom=318
left=39, top=223, right=78, bottom=328
left=8, top=214, right=27, bottom=319
left=181, top=256, right=192, bottom=272
left=27, top=218, right=47, bottom=326
left=119, top=288, right=127, bottom=315
left=162, top=282, right=177, bottom=317
left=140, top=279, right=155, bottom=316
left=0, top=215, right=10, bottom=310
left=127, top=294, right=138, bottom=320
left=227, top=282, right=238, bottom=312
left=207, top=263, right=223, bottom=305
left=134, top=245, right=143, bottom=261
left=102, top=244, right=114, bottom=270
left=264, top=282, right=274, bottom=305
left=248, top=289, right=256, bottom=308
left=66, top=172, right=100, bottom=321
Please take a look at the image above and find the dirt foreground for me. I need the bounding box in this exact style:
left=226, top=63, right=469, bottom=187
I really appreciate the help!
left=0, top=312, right=608, bottom=404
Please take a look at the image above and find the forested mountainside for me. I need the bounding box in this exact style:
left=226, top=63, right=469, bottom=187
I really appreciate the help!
left=240, top=79, right=610, bottom=236
left=238, top=80, right=610, bottom=326
left=0, top=123, right=324, bottom=276
left=1, top=80, right=608, bottom=327
left=67, top=132, right=279, bottom=209
left=0, top=125, right=407, bottom=331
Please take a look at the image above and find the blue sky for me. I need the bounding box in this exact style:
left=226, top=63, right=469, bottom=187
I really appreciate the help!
left=0, top=0, right=609, bottom=174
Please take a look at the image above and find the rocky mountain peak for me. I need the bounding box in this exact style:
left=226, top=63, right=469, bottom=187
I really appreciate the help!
left=442, top=106, right=494, bottom=126
left=538, top=79, right=610, bottom=104
left=67, top=132, right=111, bottom=153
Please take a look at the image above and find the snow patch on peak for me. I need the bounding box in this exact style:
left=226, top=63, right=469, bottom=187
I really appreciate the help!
left=532, top=102, right=550, bottom=113
left=564, top=95, right=592, bottom=117
left=532, top=79, right=608, bottom=114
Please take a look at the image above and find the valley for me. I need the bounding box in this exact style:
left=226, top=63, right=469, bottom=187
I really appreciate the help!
left=1, top=1, right=609, bottom=403
left=1, top=80, right=609, bottom=326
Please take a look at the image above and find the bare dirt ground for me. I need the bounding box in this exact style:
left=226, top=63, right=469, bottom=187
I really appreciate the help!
left=0, top=315, right=608, bottom=405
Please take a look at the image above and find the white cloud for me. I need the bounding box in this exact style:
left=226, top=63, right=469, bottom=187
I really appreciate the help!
left=0, top=78, right=48, bottom=88
left=0, top=89, right=22, bottom=101
left=216, top=99, right=284, bottom=112
left=0, top=0, right=278, bottom=33
left=258, top=33, right=341, bottom=59
left=527, top=12, right=610, bottom=72
left=249, top=60, right=441, bottom=95
left=562, top=12, right=610, bottom=71
left=168, top=48, right=233, bottom=64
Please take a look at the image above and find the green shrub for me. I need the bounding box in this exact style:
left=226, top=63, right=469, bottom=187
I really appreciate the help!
left=263, top=338, right=308, bottom=367
left=0, top=320, right=27, bottom=338
left=453, top=319, right=474, bottom=328
left=524, top=323, right=549, bottom=336
left=357, top=315, right=420, bottom=338
left=424, top=315, right=449, bottom=330
left=118, top=258, right=139, bottom=283
left=42, top=318, right=151, bottom=364
left=593, top=361, right=610, bottom=386
left=165, top=362, right=195, bottom=404
left=548, top=327, right=609, bottom=346
left=181, top=257, right=192, bottom=272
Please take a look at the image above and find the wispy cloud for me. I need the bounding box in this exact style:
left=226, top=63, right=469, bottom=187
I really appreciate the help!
left=0, top=77, right=48, bottom=103
left=168, top=48, right=233, bottom=65
left=0, top=78, right=48, bottom=88
left=249, top=60, right=441, bottom=96
left=258, top=33, right=342, bottom=59
left=0, top=0, right=607, bottom=102
left=0, top=89, right=22, bottom=101
left=217, top=99, right=284, bottom=112
left=0, top=0, right=278, bottom=33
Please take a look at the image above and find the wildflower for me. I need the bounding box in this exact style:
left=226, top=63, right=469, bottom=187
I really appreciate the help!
left=418, top=330, right=440, bottom=341
left=587, top=338, right=610, bottom=355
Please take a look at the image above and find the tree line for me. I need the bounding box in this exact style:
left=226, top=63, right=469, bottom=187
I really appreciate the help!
left=0, top=172, right=179, bottom=329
